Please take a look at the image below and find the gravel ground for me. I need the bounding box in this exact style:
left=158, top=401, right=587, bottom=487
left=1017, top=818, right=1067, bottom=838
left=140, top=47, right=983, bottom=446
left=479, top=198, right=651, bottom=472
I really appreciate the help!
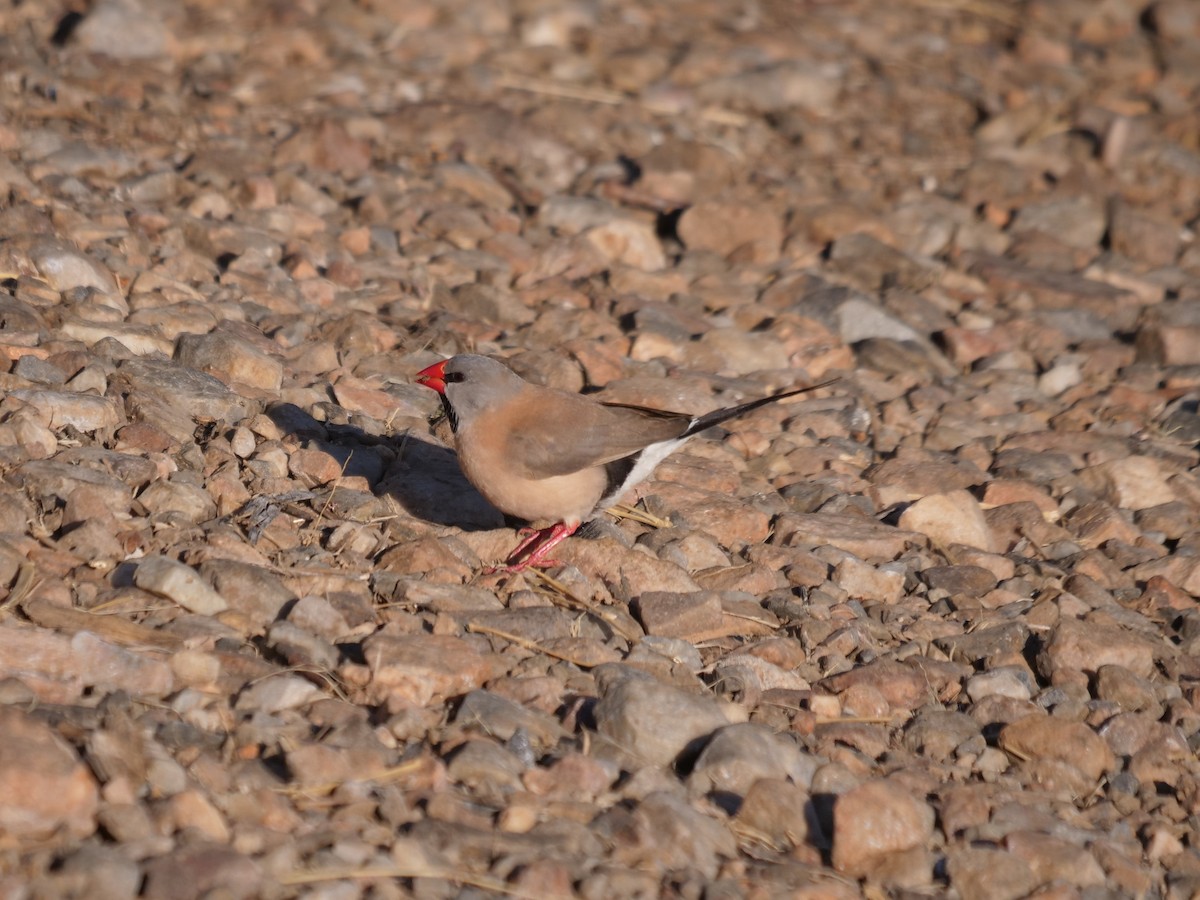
left=1, top=0, right=1199, bottom=896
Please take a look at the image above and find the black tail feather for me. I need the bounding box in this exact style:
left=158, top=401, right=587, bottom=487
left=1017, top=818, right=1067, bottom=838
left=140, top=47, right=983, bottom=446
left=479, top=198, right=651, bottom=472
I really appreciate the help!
left=683, top=377, right=839, bottom=438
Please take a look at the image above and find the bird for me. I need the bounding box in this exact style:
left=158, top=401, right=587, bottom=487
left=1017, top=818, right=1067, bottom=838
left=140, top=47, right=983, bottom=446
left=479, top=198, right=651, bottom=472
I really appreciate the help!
left=416, top=354, right=833, bottom=572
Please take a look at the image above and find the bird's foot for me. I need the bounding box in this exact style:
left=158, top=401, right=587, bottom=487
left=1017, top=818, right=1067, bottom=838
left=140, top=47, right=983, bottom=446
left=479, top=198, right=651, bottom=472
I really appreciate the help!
left=488, top=555, right=563, bottom=574
left=484, top=522, right=577, bottom=574
left=482, top=527, right=549, bottom=573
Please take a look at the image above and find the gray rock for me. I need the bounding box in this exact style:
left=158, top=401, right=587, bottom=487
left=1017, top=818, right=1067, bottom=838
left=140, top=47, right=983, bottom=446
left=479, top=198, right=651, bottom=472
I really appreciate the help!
left=141, top=845, right=262, bottom=900
left=199, top=561, right=294, bottom=631
left=828, top=232, right=942, bottom=293
left=697, top=60, right=844, bottom=115
left=9, top=389, right=120, bottom=432
left=1009, top=194, right=1107, bottom=249
left=234, top=674, right=321, bottom=713
left=113, top=357, right=255, bottom=441
left=74, top=0, right=174, bottom=60
left=137, top=480, right=217, bottom=524
left=133, top=556, right=229, bottom=616
left=454, top=690, right=566, bottom=751
left=30, top=240, right=119, bottom=295
left=688, top=723, right=819, bottom=797
left=175, top=331, right=283, bottom=392
left=446, top=740, right=526, bottom=797
left=593, top=676, right=733, bottom=767
left=266, top=621, right=338, bottom=670
left=57, top=843, right=141, bottom=900
left=903, top=710, right=982, bottom=761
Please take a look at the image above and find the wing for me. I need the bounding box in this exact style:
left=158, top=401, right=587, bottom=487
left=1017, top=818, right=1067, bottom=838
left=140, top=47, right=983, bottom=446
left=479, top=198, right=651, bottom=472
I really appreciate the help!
left=505, top=395, right=689, bottom=478
left=503, top=377, right=837, bottom=480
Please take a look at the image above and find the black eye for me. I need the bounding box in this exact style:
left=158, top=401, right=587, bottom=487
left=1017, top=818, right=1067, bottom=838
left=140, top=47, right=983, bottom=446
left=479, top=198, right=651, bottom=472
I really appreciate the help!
left=444, top=371, right=465, bottom=383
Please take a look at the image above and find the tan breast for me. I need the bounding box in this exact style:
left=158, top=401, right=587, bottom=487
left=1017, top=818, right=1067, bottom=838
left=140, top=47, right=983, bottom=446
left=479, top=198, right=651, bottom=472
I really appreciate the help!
left=454, top=418, right=608, bottom=527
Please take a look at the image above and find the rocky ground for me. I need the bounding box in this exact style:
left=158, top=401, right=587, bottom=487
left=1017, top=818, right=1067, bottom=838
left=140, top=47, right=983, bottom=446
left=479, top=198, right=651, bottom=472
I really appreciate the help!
left=0, top=0, right=1198, bottom=896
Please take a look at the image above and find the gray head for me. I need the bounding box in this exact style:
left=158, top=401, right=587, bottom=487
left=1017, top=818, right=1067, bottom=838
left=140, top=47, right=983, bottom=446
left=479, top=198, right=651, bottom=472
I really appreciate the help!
left=417, top=354, right=526, bottom=431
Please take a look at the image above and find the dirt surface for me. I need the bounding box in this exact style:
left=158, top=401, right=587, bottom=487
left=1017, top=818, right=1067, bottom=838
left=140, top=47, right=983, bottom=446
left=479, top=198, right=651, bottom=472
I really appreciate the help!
left=1, top=0, right=1199, bottom=896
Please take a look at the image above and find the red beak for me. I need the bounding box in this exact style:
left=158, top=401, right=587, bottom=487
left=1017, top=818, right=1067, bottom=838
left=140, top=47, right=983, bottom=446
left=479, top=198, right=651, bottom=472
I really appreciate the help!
left=415, top=360, right=448, bottom=394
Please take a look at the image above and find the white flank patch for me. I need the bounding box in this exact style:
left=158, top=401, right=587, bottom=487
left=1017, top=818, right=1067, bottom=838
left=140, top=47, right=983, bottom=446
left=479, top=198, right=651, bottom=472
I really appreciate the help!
left=597, top=436, right=690, bottom=510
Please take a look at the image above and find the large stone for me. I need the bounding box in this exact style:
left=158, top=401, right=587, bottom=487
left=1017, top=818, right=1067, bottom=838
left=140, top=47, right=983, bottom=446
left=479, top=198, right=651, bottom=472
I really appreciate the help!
left=1038, top=618, right=1156, bottom=681
left=898, top=490, right=995, bottom=552
left=635, top=591, right=724, bottom=640
left=134, top=555, right=229, bottom=616
left=584, top=219, right=665, bottom=271
left=73, top=0, right=175, bottom=60
left=677, top=200, right=784, bottom=263
left=9, top=390, right=121, bottom=432
left=688, top=723, right=819, bottom=796
left=0, top=625, right=175, bottom=703
left=774, top=513, right=920, bottom=561
left=999, top=714, right=1116, bottom=782
left=0, top=707, right=99, bottom=839
left=176, top=331, right=283, bottom=392
left=1080, top=455, right=1181, bottom=511
left=30, top=239, right=120, bottom=296
left=362, top=630, right=495, bottom=706
left=114, top=358, right=254, bottom=442
left=831, top=778, right=935, bottom=877
left=593, top=676, right=733, bottom=767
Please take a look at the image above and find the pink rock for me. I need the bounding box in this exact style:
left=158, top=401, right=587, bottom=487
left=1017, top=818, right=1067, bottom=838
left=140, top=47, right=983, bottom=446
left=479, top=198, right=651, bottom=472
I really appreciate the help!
left=832, top=778, right=934, bottom=876
left=0, top=707, right=98, bottom=839
left=899, top=490, right=995, bottom=552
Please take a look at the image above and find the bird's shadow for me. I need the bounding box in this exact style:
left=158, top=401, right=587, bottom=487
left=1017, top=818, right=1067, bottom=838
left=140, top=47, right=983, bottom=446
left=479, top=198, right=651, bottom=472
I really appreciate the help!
left=264, top=402, right=505, bottom=532
left=378, top=432, right=506, bottom=530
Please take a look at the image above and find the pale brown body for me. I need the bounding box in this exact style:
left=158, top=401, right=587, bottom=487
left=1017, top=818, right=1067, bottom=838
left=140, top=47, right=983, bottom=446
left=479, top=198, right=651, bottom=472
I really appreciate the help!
left=455, top=407, right=609, bottom=528
left=453, top=377, right=681, bottom=528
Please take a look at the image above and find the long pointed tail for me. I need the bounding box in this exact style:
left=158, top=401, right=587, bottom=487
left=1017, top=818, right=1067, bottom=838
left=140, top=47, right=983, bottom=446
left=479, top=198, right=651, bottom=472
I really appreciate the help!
left=683, top=377, right=839, bottom=437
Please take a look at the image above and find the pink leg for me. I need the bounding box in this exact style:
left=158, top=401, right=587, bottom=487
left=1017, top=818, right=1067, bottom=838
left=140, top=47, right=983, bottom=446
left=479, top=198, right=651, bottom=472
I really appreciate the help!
left=511, top=522, right=578, bottom=570
left=503, top=527, right=545, bottom=561
left=485, top=521, right=577, bottom=573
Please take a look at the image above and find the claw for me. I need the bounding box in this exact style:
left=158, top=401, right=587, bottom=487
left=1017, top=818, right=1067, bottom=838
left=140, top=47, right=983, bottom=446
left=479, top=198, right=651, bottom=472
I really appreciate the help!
left=485, top=522, right=578, bottom=574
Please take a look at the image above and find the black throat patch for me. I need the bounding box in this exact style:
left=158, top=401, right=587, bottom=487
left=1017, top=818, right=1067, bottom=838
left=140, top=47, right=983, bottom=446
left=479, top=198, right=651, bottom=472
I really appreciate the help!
left=439, top=394, right=459, bottom=433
